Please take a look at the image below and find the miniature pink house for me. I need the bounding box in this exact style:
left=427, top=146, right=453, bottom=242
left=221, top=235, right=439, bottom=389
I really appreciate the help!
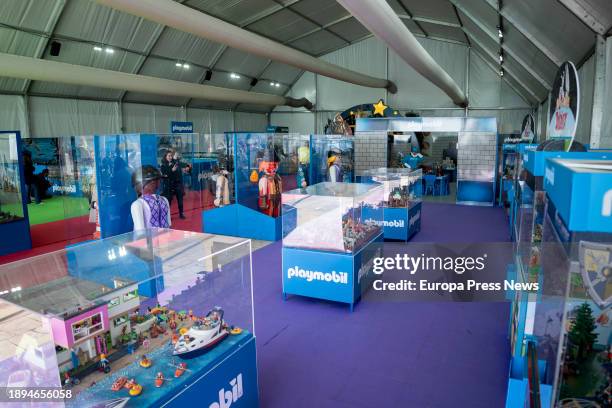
left=49, top=304, right=109, bottom=349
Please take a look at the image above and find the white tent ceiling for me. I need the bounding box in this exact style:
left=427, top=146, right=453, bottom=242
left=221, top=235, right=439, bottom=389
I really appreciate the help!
left=0, top=0, right=606, bottom=110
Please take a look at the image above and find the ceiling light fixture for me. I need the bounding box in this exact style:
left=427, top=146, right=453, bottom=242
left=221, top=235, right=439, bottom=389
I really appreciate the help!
left=497, top=27, right=503, bottom=38
left=175, top=62, right=183, bottom=67
left=230, top=73, right=241, bottom=79
left=499, top=68, right=504, bottom=77
left=93, top=46, right=103, bottom=52
left=182, top=63, right=190, bottom=69
left=105, top=47, right=114, bottom=54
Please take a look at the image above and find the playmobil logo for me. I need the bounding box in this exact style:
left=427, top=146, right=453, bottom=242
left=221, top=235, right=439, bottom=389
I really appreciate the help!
left=545, top=166, right=555, bottom=186
left=170, top=121, right=194, bottom=133
left=198, top=171, right=213, bottom=181
left=365, top=218, right=404, bottom=228
left=287, top=266, right=348, bottom=284
left=603, top=189, right=612, bottom=217
left=409, top=211, right=420, bottom=228
left=209, top=373, right=243, bottom=408
left=52, top=184, right=76, bottom=193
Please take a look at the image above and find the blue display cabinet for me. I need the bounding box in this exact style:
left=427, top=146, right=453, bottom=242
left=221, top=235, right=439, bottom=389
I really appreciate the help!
left=506, top=158, right=612, bottom=407
left=0, top=229, right=258, bottom=408
left=358, top=168, right=423, bottom=241
left=282, top=182, right=384, bottom=311
left=508, top=143, right=538, bottom=241
left=0, top=131, right=32, bottom=255
left=203, top=133, right=307, bottom=241
left=309, top=134, right=355, bottom=184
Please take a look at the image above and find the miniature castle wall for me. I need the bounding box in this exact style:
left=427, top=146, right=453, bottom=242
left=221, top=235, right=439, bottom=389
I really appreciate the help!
left=354, top=130, right=387, bottom=173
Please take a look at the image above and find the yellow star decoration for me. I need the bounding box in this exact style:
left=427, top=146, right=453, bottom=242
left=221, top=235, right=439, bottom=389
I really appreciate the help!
left=372, top=100, right=387, bottom=116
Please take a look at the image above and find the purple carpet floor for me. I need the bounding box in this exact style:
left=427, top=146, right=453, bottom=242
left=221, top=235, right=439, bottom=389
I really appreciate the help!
left=253, top=202, right=511, bottom=408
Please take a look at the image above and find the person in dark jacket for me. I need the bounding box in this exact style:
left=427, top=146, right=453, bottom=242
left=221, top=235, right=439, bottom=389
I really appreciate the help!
left=160, top=150, right=186, bottom=219
left=22, top=151, right=40, bottom=204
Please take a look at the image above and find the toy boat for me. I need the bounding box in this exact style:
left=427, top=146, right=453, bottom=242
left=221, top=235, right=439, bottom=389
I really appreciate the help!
left=129, top=383, right=143, bottom=396
left=174, top=362, right=187, bottom=377
left=111, top=376, right=127, bottom=391
left=173, top=307, right=229, bottom=359
left=154, top=373, right=164, bottom=388
left=230, top=327, right=243, bottom=335
left=139, top=357, right=152, bottom=368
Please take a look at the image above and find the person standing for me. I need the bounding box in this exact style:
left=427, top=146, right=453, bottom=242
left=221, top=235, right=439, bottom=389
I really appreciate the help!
left=22, top=150, right=40, bottom=204
left=160, top=150, right=186, bottom=219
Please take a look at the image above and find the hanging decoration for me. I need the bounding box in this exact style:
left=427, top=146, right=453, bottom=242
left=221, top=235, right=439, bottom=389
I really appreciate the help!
left=324, top=99, right=402, bottom=135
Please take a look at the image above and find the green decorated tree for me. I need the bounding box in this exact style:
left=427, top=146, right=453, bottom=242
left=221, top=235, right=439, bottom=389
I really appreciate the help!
left=568, top=302, right=597, bottom=361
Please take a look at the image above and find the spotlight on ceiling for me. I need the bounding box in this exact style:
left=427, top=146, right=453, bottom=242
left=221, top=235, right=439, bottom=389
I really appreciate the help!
left=94, top=46, right=103, bottom=52
left=175, top=62, right=183, bottom=67
left=499, top=68, right=504, bottom=77
left=230, top=73, right=241, bottom=79
left=497, top=27, right=503, bottom=38
left=204, top=70, right=212, bottom=81
left=499, top=52, right=504, bottom=63
left=250, top=78, right=258, bottom=87
left=182, top=63, right=190, bottom=69
left=105, top=47, right=114, bottom=54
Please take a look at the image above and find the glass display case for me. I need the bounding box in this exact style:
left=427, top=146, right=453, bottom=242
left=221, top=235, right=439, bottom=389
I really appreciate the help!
left=535, top=159, right=612, bottom=406
left=359, top=168, right=423, bottom=241
left=282, top=182, right=384, bottom=253
left=0, top=132, right=25, bottom=224
left=282, top=182, right=384, bottom=310
left=0, top=228, right=258, bottom=407
left=0, top=131, right=31, bottom=256
left=309, top=135, right=354, bottom=184
left=203, top=132, right=304, bottom=241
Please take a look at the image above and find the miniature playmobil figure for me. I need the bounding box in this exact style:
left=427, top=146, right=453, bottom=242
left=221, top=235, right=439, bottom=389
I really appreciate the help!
left=327, top=149, right=343, bottom=182
left=175, top=362, right=187, bottom=377
left=99, top=353, right=111, bottom=373
left=130, top=165, right=171, bottom=231
left=155, top=372, right=165, bottom=388
left=63, top=372, right=80, bottom=387
left=258, top=158, right=282, bottom=217
left=139, top=354, right=152, bottom=368
left=213, top=166, right=230, bottom=207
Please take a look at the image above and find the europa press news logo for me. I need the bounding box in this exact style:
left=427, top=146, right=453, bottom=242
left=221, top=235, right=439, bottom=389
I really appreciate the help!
left=209, top=373, right=243, bottom=408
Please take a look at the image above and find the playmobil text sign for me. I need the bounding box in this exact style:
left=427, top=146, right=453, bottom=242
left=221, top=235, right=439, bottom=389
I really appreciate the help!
left=287, top=266, right=348, bottom=284
left=545, top=166, right=555, bottom=186
left=209, top=373, right=244, bottom=408
left=365, top=218, right=404, bottom=228
left=171, top=121, right=194, bottom=134
left=52, top=184, right=77, bottom=194
left=409, top=211, right=420, bottom=228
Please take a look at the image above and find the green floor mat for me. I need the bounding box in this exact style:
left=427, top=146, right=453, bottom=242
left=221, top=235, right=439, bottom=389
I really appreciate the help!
left=26, top=196, right=90, bottom=225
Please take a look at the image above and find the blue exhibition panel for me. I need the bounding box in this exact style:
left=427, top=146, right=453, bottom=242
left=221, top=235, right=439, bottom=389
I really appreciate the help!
left=282, top=233, right=383, bottom=310
left=203, top=203, right=282, bottom=241
left=523, top=150, right=611, bottom=177
left=190, top=157, right=219, bottom=191
left=456, top=180, right=495, bottom=204
left=544, top=158, right=612, bottom=233
left=364, top=203, right=421, bottom=241
left=0, top=131, right=32, bottom=256
left=94, top=133, right=158, bottom=238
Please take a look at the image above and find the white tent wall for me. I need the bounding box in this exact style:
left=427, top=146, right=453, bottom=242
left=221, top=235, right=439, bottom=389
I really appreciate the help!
left=601, top=38, right=612, bottom=149
left=271, top=36, right=534, bottom=136
left=4, top=96, right=268, bottom=138
left=576, top=55, right=595, bottom=145
left=0, top=95, right=29, bottom=137
left=29, top=96, right=120, bottom=137
left=122, top=103, right=185, bottom=133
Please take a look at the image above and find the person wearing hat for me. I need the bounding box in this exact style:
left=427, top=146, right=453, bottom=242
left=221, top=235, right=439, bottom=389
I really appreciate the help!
left=130, top=165, right=171, bottom=231
left=327, top=148, right=343, bottom=183
left=257, top=149, right=282, bottom=217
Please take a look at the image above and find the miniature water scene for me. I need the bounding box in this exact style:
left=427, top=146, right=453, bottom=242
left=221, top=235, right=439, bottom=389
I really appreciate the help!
left=0, top=229, right=254, bottom=408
